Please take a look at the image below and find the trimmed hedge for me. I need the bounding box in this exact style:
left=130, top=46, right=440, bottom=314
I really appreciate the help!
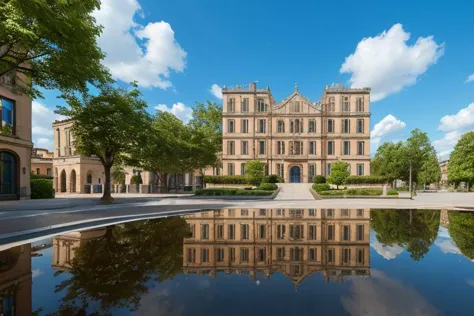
left=195, top=188, right=274, bottom=196
left=344, top=176, right=387, bottom=184
left=387, top=189, right=398, bottom=195
left=31, top=179, right=54, bottom=199
left=312, top=183, right=330, bottom=192
left=318, top=188, right=399, bottom=196
left=265, top=174, right=284, bottom=183
left=203, top=175, right=247, bottom=185
left=258, top=183, right=278, bottom=190
left=31, top=174, right=53, bottom=180
left=313, top=175, right=326, bottom=184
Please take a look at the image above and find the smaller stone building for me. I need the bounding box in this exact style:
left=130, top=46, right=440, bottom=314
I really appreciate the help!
left=31, top=148, right=53, bottom=176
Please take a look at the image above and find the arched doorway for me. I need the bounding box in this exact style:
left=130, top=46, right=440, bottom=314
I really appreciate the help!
left=60, top=170, right=67, bottom=192
left=289, top=166, right=301, bottom=183
left=70, top=170, right=76, bottom=193
left=0, top=151, right=18, bottom=198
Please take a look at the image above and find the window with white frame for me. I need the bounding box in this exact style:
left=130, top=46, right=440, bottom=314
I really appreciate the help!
left=328, top=97, right=335, bottom=112
left=258, top=119, right=266, bottom=133
left=357, top=119, right=364, bottom=133
left=328, top=141, right=335, bottom=155
left=342, top=96, right=350, bottom=112
left=290, top=141, right=303, bottom=155
left=357, top=141, right=364, bottom=155
left=309, top=164, right=316, bottom=181
left=343, top=141, right=350, bottom=155
left=227, top=141, right=235, bottom=155
left=228, top=120, right=235, bottom=133
left=276, top=163, right=284, bottom=178
left=241, top=98, right=249, bottom=112
left=257, top=99, right=267, bottom=112
left=241, top=163, right=246, bottom=175
left=227, top=163, right=235, bottom=175
left=342, top=119, right=350, bottom=133
left=357, top=163, right=364, bottom=176
left=277, top=141, right=285, bottom=155
left=228, top=98, right=235, bottom=112
left=241, top=140, right=248, bottom=155
left=309, top=119, right=316, bottom=133
left=327, top=119, right=334, bottom=133
left=309, top=141, right=316, bottom=155
left=259, top=141, right=266, bottom=155
left=356, top=97, right=364, bottom=112
left=277, top=120, right=285, bottom=133
left=241, top=119, right=249, bottom=133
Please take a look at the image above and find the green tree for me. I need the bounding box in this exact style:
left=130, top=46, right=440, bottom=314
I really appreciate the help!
left=0, top=0, right=110, bottom=97
left=448, top=211, right=474, bottom=259
left=371, top=209, right=440, bottom=261
left=405, top=129, right=439, bottom=186
left=418, top=152, right=441, bottom=187
left=371, top=142, right=407, bottom=182
left=245, top=160, right=265, bottom=186
left=57, top=83, right=149, bottom=203
left=111, top=165, right=126, bottom=185
left=448, top=131, right=474, bottom=190
left=327, top=161, right=350, bottom=189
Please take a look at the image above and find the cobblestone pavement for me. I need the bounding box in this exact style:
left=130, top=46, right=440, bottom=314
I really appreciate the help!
left=274, top=183, right=315, bottom=200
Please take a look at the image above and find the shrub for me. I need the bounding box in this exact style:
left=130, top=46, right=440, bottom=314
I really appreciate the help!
left=387, top=189, right=398, bottom=195
left=327, top=161, right=350, bottom=189
left=245, top=160, right=265, bottom=186
left=313, top=175, right=326, bottom=184
left=345, top=175, right=387, bottom=184
left=203, top=175, right=247, bottom=185
left=346, top=188, right=382, bottom=196
left=265, top=174, right=283, bottom=183
left=312, top=183, right=330, bottom=192
left=130, top=174, right=143, bottom=185
left=258, top=183, right=278, bottom=190
left=31, top=174, right=53, bottom=180
left=194, top=188, right=273, bottom=196
left=31, top=179, right=54, bottom=199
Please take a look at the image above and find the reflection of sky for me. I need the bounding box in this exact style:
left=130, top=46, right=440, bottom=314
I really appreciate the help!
left=370, top=231, right=404, bottom=260
left=435, top=227, right=462, bottom=255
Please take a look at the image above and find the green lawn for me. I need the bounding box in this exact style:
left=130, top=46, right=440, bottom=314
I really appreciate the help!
left=318, top=188, right=398, bottom=196
left=195, top=188, right=275, bottom=196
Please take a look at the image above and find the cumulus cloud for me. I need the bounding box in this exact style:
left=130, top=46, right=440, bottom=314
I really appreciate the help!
left=340, top=23, right=444, bottom=102
left=371, top=239, right=404, bottom=260
left=370, top=114, right=407, bottom=150
left=210, top=84, right=223, bottom=99
left=465, top=74, right=474, bottom=83
left=93, top=0, right=187, bottom=89
left=155, top=102, right=193, bottom=123
left=32, top=101, right=66, bottom=150
left=433, top=103, right=474, bottom=159
left=435, top=239, right=462, bottom=255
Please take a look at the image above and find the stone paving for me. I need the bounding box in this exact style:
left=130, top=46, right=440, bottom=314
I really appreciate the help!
left=274, top=183, right=315, bottom=200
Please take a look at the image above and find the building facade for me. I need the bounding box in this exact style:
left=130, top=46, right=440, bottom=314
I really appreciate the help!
left=219, top=82, right=371, bottom=183
left=0, top=75, right=33, bottom=200
left=183, top=208, right=370, bottom=285
left=31, top=148, right=53, bottom=176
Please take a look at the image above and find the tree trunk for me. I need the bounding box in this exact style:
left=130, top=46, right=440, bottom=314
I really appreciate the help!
left=101, top=164, right=113, bottom=203
left=163, top=173, right=168, bottom=193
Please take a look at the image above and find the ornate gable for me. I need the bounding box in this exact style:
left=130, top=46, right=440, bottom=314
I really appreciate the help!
left=272, top=85, right=322, bottom=114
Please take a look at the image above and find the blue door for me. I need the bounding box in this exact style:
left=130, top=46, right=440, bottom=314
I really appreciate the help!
left=290, top=166, right=301, bottom=183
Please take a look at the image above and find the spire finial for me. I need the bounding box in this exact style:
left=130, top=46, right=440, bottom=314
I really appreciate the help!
left=294, top=83, right=298, bottom=92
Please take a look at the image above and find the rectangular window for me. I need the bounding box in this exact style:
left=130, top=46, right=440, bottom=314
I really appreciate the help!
left=357, top=164, right=364, bottom=176
left=201, top=224, right=209, bottom=240
left=343, top=141, right=351, bottom=155
left=290, top=247, right=303, bottom=261
left=241, top=224, right=249, bottom=240
left=327, top=224, right=335, bottom=240
left=328, top=141, right=334, bottom=155
left=228, top=224, right=235, bottom=240
left=36, top=168, right=40, bottom=175
left=357, top=141, right=364, bottom=155
left=327, top=249, right=335, bottom=263
left=309, top=248, right=317, bottom=261
left=277, top=224, right=286, bottom=239
left=289, top=225, right=304, bottom=240
left=1, top=97, right=15, bottom=134
left=309, top=225, right=317, bottom=240
left=328, top=97, right=335, bottom=112
left=241, top=209, right=248, bottom=216
left=227, top=120, right=235, bottom=133
left=259, top=224, right=266, bottom=239
left=217, top=224, right=224, bottom=240
left=309, top=208, right=316, bottom=217
left=230, top=247, right=236, bottom=262
left=277, top=120, right=285, bottom=133
left=309, top=141, right=316, bottom=155
left=309, top=164, right=316, bottom=182
left=327, top=119, right=334, bottom=133
left=277, top=141, right=285, bottom=155
left=216, top=248, right=225, bottom=262
left=341, top=209, right=350, bottom=217
left=242, top=98, right=249, bottom=112
left=342, top=119, right=350, bottom=133
left=259, top=141, right=266, bottom=155
left=356, top=225, right=364, bottom=241
left=188, top=224, right=195, bottom=238
left=342, top=225, right=350, bottom=241
left=259, top=209, right=266, bottom=216
left=289, top=209, right=303, bottom=217
left=357, top=119, right=364, bottom=133
left=309, top=120, right=316, bottom=133
left=291, top=101, right=301, bottom=112
left=258, top=248, right=266, bottom=262
left=276, top=163, right=284, bottom=179
left=290, top=141, right=303, bottom=155
left=227, top=163, right=235, bottom=175
left=241, top=141, right=248, bottom=155
left=327, top=163, right=332, bottom=176
left=357, top=248, right=365, bottom=264
left=257, top=99, right=266, bottom=112
left=46, top=168, right=52, bottom=176
left=342, top=248, right=351, bottom=265
left=356, top=97, right=364, bottom=112
left=201, top=248, right=209, bottom=263
left=228, top=98, right=235, bottom=112
left=258, top=119, right=266, bottom=133
left=240, top=248, right=249, bottom=263
left=241, top=119, right=249, bottom=133
left=276, top=209, right=285, bottom=216
left=277, top=247, right=285, bottom=260
left=241, top=163, right=246, bottom=175
left=357, top=209, right=364, bottom=217
left=342, top=96, right=350, bottom=112
left=326, top=209, right=334, bottom=217
left=187, top=248, right=196, bottom=263
left=227, top=141, right=235, bottom=155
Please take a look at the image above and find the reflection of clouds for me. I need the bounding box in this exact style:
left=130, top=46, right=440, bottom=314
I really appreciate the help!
left=134, top=289, right=184, bottom=316
left=437, top=227, right=450, bottom=239
left=467, top=279, right=474, bottom=287
left=341, top=270, right=440, bottom=316
left=197, top=278, right=210, bottom=290
left=371, top=239, right=404, bottom=260
left=435, top=239, right=462, bottom=255
left=32, top=269, right=44, bottom=279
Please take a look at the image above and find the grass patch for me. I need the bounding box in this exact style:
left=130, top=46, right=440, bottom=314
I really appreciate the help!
left=319, top=188, right=399, bottom=196
left=195, top=188, right=275, bottom=196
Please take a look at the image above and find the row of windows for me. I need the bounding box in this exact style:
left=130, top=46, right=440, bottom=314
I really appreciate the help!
left=226, top=97, right=366, bottom=113
left=226, top=140, right=366, bottom=156
left=198, top=208, right=366, bottom=218
left=187, top=247, right=366, bottom=265
left=227, top=162, right=365, bottom=176
left=227, top=119, right=365, bottom=134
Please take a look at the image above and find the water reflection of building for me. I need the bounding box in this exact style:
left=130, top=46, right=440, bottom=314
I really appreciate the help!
left=182, top=208, right=370, bottom=286
left=440, top=209, right=449, bottom=228
left=0, top=244, right=32, bottom=315
left=52, top=229, right=106, bottom=271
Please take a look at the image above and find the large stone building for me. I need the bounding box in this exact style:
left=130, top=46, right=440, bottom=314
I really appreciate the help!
left=218, top=82, right=371, bottom=183
left=0, top=75, right=33, bottom=200
left=31, top=148, right=53, bottom=176
left=183, top=208, right=370, bottom=285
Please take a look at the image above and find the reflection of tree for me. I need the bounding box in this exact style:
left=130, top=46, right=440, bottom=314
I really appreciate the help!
left=448, top=211, right=474, bottom=260
left=371, top=209, right=440, bottom=261
left=50, top=216, right=188, bottom=314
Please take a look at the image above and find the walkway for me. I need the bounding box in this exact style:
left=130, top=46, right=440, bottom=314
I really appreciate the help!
left=274, top=183, right=315, bottom=200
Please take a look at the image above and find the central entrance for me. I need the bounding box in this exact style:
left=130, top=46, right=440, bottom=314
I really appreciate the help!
left=289, top=166, right=301, bottom=183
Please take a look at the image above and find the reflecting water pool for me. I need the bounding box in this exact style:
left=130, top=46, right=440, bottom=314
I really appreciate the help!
left=1, top=208, right=474, bottom=315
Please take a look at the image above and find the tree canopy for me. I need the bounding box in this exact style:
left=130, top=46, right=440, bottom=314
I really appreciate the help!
left=245, top=160, right=265, bottom=186
left=327, top=161, right=350, bottom=189
left=448, top=211, right=474, bottom=260
left=447, top=131, right=474, bottom=188
left=57, top=83, right=150, bottom=202
left=0, top=0, right=110, bottom=97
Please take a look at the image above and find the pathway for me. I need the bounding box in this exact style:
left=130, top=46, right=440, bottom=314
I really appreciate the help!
left=274, top=183, right=315, bottom=200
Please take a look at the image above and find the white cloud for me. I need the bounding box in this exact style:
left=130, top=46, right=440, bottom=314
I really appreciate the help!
left=32, top=101, right=66, bottom=150
left=435, top=239, right=461, bottom=255
left=94, top=0, right=187, bottom=89
left=32, top=269, right=44, bottom=279
left=370, top=114, right=407, bottom=149
left=371, top=239, right=404, bottom=260
left=434, top=102, right=474, bottom=159
left=340, top=23, right=444, bottom=102
left=209, top=84, right=223, bottom=99
left=465, top=74, right=474, bottom=83
left=155, top=102, right=193, bottom=123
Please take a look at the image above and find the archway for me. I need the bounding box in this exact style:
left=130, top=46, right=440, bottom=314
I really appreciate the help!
left=0, top=151, right=19, bottom=197
left=70, top=170, right=76, bottom=193
left=289, top=166, right=301, bottom=183
left=60, top=170, right=67, bottom=192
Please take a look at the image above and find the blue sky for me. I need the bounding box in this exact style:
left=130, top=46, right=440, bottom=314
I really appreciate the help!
left=33, top=0, right=474, bottom=159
